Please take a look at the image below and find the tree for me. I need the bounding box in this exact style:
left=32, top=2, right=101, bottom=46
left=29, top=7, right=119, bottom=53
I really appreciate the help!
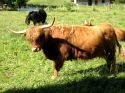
left=88, top=0, right=92, bottom=6
left=102, top=0, right=105, bottom=3
left=16, top=0, right=28, bottom=8
left=0, top=0, right=28, bottom=8
left=0, top=0, right=4, bottom=4
left=95, top=0, right=98, bottom=5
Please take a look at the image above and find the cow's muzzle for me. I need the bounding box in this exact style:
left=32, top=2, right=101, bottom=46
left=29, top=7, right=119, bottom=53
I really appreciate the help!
left=32, top=47, right=40, bottom=52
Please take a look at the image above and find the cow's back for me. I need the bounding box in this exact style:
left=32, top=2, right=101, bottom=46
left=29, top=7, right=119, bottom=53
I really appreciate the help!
left=50, top=25, right=106, bottom=58
left=114, top=28, right=125, bottom=41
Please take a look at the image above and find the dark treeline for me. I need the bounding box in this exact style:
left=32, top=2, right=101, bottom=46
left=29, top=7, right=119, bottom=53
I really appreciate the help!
left=0, top=0, right=28, bottom=8
left=0, top=0, right=125, bottom=9
left=88, top=0, right=125, bottom=6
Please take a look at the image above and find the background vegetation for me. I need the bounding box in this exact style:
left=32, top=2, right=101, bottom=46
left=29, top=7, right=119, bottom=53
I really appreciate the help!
left=22, top=0, right=125, bottom=6
left=0, top=0, right=28, bottom=8
left=27, top=0, right=71, bottom=6
left=0, top=1, right=125, bottom=93
left=0, top=0, right=125, bottom=9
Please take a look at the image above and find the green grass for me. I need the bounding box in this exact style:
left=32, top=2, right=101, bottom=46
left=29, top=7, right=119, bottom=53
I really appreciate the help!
left=0, top=5, right=125, bottom=93
left=27, top=0, right=71, bottom=6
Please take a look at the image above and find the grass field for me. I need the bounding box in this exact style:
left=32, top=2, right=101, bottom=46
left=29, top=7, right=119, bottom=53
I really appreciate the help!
left=27, top=0, right=71, bottom=6
left=1, top=5, right=125, bottom=93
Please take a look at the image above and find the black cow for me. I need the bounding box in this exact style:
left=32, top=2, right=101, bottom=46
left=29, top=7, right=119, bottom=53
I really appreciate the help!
left=25, top=9, right=47, bottom=25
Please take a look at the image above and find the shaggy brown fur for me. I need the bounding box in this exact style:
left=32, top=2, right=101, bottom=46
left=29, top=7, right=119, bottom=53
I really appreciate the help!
left=83, top=20, right=125, bottom=41
left=114, top=28, right=125, bottom=41
left=13, top=22, right=124, bottom=79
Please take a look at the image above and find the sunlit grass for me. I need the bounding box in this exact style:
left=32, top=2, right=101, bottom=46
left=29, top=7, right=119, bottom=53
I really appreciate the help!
left=27, top=0, right=71, bottom=6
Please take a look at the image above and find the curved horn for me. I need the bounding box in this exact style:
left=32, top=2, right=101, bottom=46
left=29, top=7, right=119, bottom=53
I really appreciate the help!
left=40, top=17, right=55, bottom=29
left=10, top=29, right=26, bottom=34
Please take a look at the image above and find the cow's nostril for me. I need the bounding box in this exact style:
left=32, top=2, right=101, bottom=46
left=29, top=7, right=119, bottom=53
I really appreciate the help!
left=37, top=48, right=40, bottom=51
left=32, top=48, right=37, bottom=52
left=32, top=47, right=40, bottom=52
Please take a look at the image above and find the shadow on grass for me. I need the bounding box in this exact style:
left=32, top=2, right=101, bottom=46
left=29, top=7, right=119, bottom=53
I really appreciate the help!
left=3, top=63, right=125, bottom=93
left=70, top=62, right=125, bottom=76
left=3, top=77, right=125, bottom=93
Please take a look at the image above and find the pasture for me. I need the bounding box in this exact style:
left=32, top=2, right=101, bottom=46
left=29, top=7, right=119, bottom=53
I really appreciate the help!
left=0, top=5, right=125, bottom=93
left=27, top=0, right=71, bottom=6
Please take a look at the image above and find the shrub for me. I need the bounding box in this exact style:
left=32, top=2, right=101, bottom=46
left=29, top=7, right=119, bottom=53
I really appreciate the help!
left=0, top=0, right=28, bottom=8
left=115, top=0, right=125, bottom=3
left=16, top=0, right=28, bottom=8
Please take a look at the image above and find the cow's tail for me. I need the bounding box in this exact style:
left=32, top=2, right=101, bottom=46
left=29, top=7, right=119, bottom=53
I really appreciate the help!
left=115, top=32, right=125, bottom=58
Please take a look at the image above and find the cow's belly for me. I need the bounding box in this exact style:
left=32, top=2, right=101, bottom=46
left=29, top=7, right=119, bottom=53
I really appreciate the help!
left=67, top=46, right=105, bottom=60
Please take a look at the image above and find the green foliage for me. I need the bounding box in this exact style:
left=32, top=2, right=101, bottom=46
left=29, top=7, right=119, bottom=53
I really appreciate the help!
left=115, top=0, right=125, bottom=3
left=27, top=0, right=71, bottom=6
left=0, top=0, right=28, bottom=8
left=16, top=0, right=28, bottom=8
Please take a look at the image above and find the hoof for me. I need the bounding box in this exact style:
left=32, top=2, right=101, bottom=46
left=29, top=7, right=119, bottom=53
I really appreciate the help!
left=51, top=76, right=57, bottom=80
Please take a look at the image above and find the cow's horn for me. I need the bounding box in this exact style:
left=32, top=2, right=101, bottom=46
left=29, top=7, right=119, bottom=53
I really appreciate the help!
left=10, top=29, right=26, bottom=34
left=40, top=17, right=55, bottom=29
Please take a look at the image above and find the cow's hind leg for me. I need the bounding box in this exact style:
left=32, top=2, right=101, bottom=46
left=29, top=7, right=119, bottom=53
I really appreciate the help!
left=106, top=55, right=116, bottom=74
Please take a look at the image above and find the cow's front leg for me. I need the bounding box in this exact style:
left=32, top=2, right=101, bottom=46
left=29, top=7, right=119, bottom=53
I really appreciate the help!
left=51, top=60, right=64, bottom=79
left=51, top=68, right=58, bottom=80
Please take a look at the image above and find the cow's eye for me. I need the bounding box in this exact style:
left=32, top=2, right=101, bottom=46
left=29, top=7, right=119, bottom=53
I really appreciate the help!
left=35, top=34, right=44, bottom=44
left=40, top=34, right=44, bottom=40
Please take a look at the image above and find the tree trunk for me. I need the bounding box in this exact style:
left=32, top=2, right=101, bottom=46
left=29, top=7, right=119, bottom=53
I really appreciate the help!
left=109, top=0, right=114, bottom=4
left=95, top=0, right=98, bottom=5
left=102, top=0, right=105, bottom=3
left=88, top=0, right=92, bottom=6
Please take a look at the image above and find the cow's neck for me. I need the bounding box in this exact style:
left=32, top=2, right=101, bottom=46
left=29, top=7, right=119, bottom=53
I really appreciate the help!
left=42, top=32, right=53, bottom=49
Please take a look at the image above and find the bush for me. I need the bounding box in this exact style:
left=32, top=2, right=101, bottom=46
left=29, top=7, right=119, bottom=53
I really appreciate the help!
left=114, top=0, right=125, bottom=3
left=16, top=0, right=28, bottom=8
left=0, top=0, right=28, bottom=8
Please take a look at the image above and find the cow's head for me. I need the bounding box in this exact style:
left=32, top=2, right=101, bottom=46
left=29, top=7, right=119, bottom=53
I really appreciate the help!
left=25, top=12, right=33, bottom=25
left=11, top=17, right=55, bottom=52
left=25, top=11, right=38, bottom=25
